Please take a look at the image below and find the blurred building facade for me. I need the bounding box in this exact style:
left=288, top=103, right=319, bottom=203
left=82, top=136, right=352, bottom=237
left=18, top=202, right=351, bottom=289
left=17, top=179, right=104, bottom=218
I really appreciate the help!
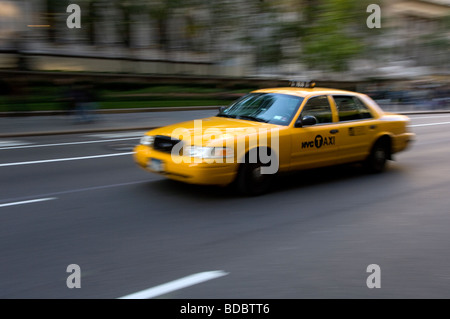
left=0, top=0, right=448, bottom=80
left=373, top=0, right=450, bottom=79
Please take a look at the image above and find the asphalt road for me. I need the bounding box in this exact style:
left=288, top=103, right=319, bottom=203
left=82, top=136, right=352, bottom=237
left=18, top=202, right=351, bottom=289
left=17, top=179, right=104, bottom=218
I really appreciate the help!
left=1, top=114, right=450, bottom=299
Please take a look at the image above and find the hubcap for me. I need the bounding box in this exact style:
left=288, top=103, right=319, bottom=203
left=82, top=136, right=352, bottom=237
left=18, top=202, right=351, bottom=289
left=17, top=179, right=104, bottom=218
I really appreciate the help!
left=252, top=166, right=263, bottom=180
left=375, top=148, right=385, bottom=162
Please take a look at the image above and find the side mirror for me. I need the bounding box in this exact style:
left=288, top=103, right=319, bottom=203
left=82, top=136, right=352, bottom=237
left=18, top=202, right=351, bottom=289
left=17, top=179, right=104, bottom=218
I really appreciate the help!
left=219, top=106, right=226, bottom=113
left=295, top=115, right=317, bottom=127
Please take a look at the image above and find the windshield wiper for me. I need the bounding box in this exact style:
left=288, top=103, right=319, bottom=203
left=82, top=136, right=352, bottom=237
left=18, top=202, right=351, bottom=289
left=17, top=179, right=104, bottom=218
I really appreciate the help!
left=217, top=114, right=237, bottom=119
left=237, top=115, right=269, bottom=123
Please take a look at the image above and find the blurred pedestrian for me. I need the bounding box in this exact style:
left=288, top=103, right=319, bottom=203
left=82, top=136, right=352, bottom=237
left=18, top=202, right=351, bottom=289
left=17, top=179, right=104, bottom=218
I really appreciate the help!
left=57, top=78, right=77, bottom=116
left=73, top=82, right=99, bottom=123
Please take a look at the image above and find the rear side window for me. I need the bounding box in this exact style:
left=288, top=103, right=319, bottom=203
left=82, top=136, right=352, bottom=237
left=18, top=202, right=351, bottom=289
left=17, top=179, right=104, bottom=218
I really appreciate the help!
left=334, top=96, right=373, bottom=121
left=300, top=96, right=333, bottom=124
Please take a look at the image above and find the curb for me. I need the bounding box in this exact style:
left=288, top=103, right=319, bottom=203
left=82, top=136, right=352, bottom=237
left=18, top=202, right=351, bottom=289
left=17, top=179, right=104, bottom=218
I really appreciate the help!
left=0, top=126, right=158, bottom=138
left=0, top=110, right=449, bottom=138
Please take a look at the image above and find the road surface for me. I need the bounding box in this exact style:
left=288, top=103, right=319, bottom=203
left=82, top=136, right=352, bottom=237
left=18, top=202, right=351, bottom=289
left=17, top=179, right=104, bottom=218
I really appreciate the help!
left=1, top=114, right=450, bottom=298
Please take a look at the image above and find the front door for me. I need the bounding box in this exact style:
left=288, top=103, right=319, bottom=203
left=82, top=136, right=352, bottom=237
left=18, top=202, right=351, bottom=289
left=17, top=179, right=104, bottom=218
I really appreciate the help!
left=290, top=95, right=340, bottom=170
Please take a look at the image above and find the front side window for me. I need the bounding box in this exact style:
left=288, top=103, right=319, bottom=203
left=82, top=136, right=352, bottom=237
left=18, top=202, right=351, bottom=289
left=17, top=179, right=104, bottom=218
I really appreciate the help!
left=217, top=93, right=304, bottom=126
left=334, top=96, right=373, bottom=121
left=300, top=95, right=333, bottom=124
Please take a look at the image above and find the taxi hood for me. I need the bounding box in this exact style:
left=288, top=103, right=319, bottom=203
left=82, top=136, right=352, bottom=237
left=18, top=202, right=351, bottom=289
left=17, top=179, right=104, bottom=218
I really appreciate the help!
left=146, top=116, right=281, bottom=146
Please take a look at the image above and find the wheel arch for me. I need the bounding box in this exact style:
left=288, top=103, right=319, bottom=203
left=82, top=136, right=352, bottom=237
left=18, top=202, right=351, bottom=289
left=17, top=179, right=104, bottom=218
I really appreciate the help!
left=238, top=145, right=279, bottom=167
left=370, top=133, right=393, bottom=160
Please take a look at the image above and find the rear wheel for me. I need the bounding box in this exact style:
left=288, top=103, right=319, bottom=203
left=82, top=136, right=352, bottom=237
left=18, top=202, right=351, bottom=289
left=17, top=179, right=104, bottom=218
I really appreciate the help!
left=365, top=139, right=389, bottom=173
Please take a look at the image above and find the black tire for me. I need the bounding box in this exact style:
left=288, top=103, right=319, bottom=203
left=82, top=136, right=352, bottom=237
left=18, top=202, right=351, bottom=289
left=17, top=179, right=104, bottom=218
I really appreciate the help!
left=365, top=140, right=389, bottom=173
left=236, top=149, right=277, bottom=196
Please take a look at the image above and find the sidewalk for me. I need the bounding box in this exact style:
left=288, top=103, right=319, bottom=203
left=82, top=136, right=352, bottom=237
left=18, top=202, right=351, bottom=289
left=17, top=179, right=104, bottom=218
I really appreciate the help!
left=0, top=108, right=220, bottom=138
left=0, top=106, right=449, bottom=138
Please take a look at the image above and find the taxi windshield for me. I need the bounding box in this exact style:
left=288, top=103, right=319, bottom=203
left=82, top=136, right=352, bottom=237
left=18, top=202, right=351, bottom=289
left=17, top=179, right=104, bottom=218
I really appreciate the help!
left=217, top=93, right=304, bottom=126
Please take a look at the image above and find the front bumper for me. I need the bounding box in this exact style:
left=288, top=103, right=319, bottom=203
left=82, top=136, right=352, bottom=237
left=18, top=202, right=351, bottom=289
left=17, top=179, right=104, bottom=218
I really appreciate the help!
left=134, top=145, right=238, bottom=186
left=392, top=132, right=415, bottom=153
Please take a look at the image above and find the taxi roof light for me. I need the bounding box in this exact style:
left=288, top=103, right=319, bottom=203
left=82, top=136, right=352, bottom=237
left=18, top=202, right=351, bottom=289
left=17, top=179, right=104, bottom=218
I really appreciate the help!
left=289, top=80, right=316, bottom=88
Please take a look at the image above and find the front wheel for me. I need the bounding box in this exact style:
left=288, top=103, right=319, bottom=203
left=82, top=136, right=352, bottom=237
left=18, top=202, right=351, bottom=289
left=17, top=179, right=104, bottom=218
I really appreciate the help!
left=236, top=161, right=275, bottom=196
left=365, top=140, right=389, bottom=173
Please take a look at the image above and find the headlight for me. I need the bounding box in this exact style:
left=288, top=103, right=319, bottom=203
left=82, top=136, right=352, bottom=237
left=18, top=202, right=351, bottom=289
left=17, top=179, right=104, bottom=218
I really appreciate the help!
left=140, top=135, right=155, bottom=146
left=184, top=146, right=233, bottom=159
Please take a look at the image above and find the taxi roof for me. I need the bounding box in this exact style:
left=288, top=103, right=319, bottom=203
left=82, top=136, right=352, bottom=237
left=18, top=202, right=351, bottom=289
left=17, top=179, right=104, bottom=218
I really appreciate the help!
left=252, top=87, right=360, bottom=98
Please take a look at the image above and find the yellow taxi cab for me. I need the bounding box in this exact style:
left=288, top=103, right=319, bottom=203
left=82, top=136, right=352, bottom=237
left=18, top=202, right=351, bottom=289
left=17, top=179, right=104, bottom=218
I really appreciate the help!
left=134, top=82, right=415, bottom=195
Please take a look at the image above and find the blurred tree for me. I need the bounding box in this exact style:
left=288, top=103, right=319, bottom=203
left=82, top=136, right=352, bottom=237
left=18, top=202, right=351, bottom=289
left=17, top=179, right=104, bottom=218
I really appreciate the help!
left=234, top=0, right=286, bottom=67
left=419, top=14, right=450, bottom=69
left=232, top=0, right=379, bottom=71
left=206, top=0, right=244, bottom=55
left=300, top=0, right=375, bottom=72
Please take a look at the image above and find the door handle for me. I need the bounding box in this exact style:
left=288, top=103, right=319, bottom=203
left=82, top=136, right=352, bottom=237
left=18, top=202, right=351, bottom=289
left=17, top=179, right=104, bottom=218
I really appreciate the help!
left=330, top=129, right=339, bottom=134
left=369, top=125, right=377, bottom=130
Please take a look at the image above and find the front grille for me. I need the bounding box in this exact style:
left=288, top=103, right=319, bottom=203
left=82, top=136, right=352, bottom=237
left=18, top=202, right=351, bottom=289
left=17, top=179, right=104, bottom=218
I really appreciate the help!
left=153, top=135, right=182, bottom=154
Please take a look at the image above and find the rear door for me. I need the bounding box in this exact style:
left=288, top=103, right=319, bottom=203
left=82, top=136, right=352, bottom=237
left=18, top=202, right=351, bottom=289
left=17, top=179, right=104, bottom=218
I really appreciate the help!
left=331, top=95, right=379, bottom=163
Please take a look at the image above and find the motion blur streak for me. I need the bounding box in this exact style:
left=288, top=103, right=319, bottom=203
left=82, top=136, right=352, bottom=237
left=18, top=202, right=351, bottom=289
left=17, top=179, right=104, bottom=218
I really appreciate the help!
left=0, top=137, right=139, bottom=151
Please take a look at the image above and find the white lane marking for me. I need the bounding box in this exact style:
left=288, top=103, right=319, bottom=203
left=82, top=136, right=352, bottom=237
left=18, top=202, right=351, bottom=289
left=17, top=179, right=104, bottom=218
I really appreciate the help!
left=118, top=270, right=229, bottom=299
left=0, top=152, right=134, bottom=167
left=87, top=132, right=147, bottom=139
left=410, top=121, right=450, bottom=128
left=0, top=197, right=57, bottom=208
left=0, top=140, right=32, bottom=148
left=410, top=115, right=450, bottom=120
left=0, top=137, right=139, bottom=151
left=0, top=180, right=151, bottom=205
